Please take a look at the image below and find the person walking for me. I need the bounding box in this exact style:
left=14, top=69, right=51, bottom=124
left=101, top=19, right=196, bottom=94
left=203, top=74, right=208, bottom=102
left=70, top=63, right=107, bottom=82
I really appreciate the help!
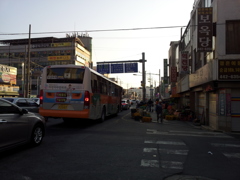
left=155, top=100, right=163, bottom=123
left=147, top=99, right=153, bottom=112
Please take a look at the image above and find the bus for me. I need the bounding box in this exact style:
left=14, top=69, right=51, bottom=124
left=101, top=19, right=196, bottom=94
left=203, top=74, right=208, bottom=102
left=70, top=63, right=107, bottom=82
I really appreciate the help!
left=39, top=64, right=123, bottom=122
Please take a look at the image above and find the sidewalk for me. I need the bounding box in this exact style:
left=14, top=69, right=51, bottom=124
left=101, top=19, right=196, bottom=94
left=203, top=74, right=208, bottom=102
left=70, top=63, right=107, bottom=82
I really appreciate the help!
left=147, top=110, right=240, bottom=140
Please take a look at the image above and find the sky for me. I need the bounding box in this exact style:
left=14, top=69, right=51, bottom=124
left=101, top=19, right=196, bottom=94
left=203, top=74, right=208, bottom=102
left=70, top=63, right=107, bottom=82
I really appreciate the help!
left=0, top=0, right=194, bottom=89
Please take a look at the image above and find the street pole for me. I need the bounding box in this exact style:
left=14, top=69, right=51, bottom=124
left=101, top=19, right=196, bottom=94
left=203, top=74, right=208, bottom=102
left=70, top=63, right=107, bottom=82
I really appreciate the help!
left=142, top=52, right=146, bottom=102
left=159, top=69, right=161, bottom=99
left=26, top=24, right=31, bottom=98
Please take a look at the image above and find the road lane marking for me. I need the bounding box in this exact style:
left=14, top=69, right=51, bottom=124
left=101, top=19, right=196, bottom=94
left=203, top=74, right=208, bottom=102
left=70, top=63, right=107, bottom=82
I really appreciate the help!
left=211, top=143, right=240, bottom=147
left=158, top=149, right=188, bottom=155
left=144, top=140, right=186, bottom=145
left=161, top=161, right=183, bottom=169
left=223, top=153, right=240, bottom=158
left=143, top=148, right=157, bottom=153
left=146, top=129, right=232, bottom=138
left=141, top=159, right=159, bottom=167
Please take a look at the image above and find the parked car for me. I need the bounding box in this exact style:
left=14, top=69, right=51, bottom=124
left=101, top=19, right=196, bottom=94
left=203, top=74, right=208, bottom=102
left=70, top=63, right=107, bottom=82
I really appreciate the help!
left=2, top=98, right=39, bottom=113
left=122, top=99, right=130, bottom=110
left=0, top=98, right=46, bottom=152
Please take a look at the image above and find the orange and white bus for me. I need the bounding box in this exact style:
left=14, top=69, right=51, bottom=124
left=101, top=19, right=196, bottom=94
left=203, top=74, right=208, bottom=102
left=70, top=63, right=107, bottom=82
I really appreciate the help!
left=39, top=64, right=123, bottom=122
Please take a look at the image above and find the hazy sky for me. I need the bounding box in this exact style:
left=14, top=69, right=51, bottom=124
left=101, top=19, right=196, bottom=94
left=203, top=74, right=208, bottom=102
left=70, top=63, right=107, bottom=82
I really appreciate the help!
left=0, top=0, right=194, bottom=88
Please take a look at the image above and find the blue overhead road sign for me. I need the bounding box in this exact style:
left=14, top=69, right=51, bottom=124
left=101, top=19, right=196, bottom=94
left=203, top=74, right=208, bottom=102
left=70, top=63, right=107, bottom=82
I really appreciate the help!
left=97, top=64, right=110, bottom=74
left=111, top=64, right=124, bottom=73
left=125, top=63, right=138, bottom=73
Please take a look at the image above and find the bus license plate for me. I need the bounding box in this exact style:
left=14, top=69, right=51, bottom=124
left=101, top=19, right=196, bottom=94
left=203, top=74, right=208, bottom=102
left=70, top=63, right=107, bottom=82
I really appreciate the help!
left=58, top=104, right=68, bottom=109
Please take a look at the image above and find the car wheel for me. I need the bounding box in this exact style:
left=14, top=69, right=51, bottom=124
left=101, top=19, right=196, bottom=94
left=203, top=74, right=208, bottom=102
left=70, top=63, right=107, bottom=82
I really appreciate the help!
left=31, top=124, right=44, bottom=146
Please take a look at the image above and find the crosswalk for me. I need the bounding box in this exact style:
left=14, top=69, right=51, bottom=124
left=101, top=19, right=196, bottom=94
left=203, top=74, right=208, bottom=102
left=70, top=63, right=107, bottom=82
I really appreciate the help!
left=141, top=129, right=240, bottom=170
left=141, top=139, right=188, bottom=170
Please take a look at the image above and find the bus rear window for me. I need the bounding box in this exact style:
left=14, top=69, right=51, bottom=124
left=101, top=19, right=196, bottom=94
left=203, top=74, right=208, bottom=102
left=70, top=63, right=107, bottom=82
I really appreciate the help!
left=46, top=68, right=85, bottom=83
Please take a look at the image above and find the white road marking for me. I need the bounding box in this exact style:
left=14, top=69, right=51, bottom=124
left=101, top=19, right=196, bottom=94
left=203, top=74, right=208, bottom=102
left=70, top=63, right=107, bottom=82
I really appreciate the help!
left=141, top=159, right=159, bottom=167
left=223, top=153, right=240, bottom=158
left=143, top=148, right=157, bottom=153
left=158, top=149, right=188, bottom=155
left=144, top=140, right=186, bottom=145
left=146, top=129, right=232, bottom=138
left=161, top=161, right=183, bottom=169
left=211, top=143, right=240, bottom=147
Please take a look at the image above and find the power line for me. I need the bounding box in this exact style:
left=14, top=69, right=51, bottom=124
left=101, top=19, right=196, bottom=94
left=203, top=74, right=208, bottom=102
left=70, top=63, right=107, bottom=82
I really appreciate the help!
left=0, top=25, right=187, bottom=36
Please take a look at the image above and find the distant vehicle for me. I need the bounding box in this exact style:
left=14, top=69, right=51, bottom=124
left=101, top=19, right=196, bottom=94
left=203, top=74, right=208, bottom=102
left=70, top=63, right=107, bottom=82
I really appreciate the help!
left=39, top=65, right=123, bottom=123
left=121, top=100, right=130, bottom=110
left=0, top=98, right=46, bottom=152
left=2, top=98, right=39, bottom=113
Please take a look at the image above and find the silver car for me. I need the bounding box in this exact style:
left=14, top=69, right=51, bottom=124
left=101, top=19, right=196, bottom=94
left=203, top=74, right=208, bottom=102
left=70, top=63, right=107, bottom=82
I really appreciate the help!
left=0, top=98, right=46, bottom=152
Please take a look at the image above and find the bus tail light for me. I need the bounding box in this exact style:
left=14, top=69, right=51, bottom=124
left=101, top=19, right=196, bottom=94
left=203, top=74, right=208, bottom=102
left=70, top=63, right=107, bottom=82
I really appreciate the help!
left=84, top=91, right=90, bottom=109
left=39, top=89, right=43, bottom=105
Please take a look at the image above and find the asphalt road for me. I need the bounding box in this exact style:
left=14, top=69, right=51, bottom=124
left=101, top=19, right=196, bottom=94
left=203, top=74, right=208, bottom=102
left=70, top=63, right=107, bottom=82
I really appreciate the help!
left=0, top=108, right=240, bottom=180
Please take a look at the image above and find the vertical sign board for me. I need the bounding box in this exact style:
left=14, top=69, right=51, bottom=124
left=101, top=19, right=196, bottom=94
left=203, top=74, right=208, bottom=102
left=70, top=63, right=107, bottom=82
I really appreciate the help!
left=180, top=51, right=189, bottom=74
left=163, top=59, right=168, bottom=84
left=197, top=7, right=213, bottom=52
left=111, top=64, right=124, bottom=73
left=170, top=67, right=177, bottom=82
left=125, top=63, right=138, bottom=73
left=97, top=64, right=110, bottom=74
left=218, top=93, right=226, bottom=116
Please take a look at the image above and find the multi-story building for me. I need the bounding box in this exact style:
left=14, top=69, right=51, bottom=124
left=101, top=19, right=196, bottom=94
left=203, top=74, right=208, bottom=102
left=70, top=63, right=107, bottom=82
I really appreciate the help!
left=169, top=0, right=240, bottom=131
left=0, top=34, right=92, bottom=97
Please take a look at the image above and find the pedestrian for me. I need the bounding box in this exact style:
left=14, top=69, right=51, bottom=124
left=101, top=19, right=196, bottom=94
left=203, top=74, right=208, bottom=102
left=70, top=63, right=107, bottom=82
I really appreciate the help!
left=147, top=99, right=153, bottom=112
left=155, top=100, right=163, bottom=123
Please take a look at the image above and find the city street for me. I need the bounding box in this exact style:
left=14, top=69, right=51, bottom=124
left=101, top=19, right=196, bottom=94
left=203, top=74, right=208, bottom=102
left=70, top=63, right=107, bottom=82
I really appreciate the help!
left=0, top=108, right=240, bottom=180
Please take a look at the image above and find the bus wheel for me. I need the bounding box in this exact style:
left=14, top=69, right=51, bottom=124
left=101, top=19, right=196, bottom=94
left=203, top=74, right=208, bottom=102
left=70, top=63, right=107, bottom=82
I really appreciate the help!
left=100, top=108, right=106, bottom=122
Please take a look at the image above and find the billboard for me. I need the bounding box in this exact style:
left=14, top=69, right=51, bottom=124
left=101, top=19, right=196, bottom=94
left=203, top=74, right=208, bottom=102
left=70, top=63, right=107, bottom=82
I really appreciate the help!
left=0, top=64, right=17, bottom=85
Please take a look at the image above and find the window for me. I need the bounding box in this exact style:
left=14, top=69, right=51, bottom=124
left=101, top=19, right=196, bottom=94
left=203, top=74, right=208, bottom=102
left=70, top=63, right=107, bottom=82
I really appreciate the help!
left=226, top=20, right=240, bottom=54
left=47, top=67, right=85, bottom=83
left=0, top=100, right=19, bottom=114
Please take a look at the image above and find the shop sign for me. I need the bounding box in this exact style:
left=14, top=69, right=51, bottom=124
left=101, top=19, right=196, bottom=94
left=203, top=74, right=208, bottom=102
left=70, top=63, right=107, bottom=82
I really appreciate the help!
left=48, top=56, right=71, bottom=61
left=180, top=51, right=189, bottom=74
left=163, top=59, right=168, bottom=84
left=218, top=60, right=240, bottom=80
left=170, top=67, right=177, bottom=82
left=197, top=7, right=213, bottom=52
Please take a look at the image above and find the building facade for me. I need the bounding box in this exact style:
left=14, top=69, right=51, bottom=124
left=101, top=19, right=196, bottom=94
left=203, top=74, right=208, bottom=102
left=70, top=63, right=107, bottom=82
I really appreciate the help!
left=170, top=0, right=240, bottom=131
left=0, top=34, right=92, bottom=97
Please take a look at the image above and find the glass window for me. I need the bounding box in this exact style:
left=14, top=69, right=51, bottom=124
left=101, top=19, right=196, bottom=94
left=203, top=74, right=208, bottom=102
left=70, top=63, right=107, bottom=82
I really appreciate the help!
left=47, top=67, right=85, bottom=83
left=0, top=100, right=19, bottom=114
left=226, top=20, right=240, bottom=54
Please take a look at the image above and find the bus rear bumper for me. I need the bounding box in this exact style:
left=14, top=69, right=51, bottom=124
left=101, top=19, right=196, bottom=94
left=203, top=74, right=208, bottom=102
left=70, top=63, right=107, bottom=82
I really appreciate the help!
left=39, top=108, right=89, bottom=119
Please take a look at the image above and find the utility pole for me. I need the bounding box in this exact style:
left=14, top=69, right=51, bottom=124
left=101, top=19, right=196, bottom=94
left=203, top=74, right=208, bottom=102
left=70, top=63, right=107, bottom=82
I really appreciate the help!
left=142, top=52, right=146, bottom=102
left=159, top=69, right=161, bottom=99
left=26, top=24, right=31, bottom=98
